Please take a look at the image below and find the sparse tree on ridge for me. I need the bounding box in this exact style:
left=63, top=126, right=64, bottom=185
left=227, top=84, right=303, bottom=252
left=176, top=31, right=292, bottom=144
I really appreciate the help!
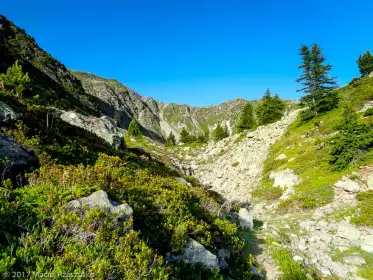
left=296, top=44, right=338, bottom=119
left=357, top=50, right=373, bottom=77
left=236, top=102, right=255, bottom=132
left=256, top=89, right=285, bottom=125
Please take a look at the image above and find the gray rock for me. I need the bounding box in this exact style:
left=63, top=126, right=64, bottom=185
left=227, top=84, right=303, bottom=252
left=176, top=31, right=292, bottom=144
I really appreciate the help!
left=238, top=208, right=254, bottom=229
left=180, top=238, right=219, bottom=269
left=361, top=235, right=373, bottom=253
left=66, top=190, right=133, bottom=220
left=269, top=169, right=301, bottom=188
left=334, top=178, right=362, bottom=193
left=279, top=187, right=295, bottom=200
left=175, top=177, right=192, bottom=187
left=293, top=255, right=303, bottom=262
left=0, top=101, right=19, bottom=123
left=330, top=261, right=350, bottom=278
left=251, top=265, right=263, bottom=277
left=60, top=111, right=125, bottom=149
left=343, top=256, right=366, bottom=265
left=369, top=71, right=373, bottom=78
left=320, top=267, right=332, bottom=276
left=0, top=134, right=39, bottom=185
left=275, top=153, right=287, bottom=160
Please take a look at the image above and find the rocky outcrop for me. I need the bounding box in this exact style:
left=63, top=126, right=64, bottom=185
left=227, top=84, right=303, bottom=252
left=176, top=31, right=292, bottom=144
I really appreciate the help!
left=167, top=238, right=219, bottom=269
left=0, top=101, right=19, bottom=123
left=0, top=134, right=39, bottom=185
left=60, top=111, right=125, bottom=149
left=65, top=190, right=133, bottom=220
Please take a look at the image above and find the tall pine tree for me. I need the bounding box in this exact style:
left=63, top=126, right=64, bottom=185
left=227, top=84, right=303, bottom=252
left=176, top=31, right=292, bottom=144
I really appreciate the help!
left=236, top=103, right=255, bottom=132
left=296, top=44, right=338, bottom=117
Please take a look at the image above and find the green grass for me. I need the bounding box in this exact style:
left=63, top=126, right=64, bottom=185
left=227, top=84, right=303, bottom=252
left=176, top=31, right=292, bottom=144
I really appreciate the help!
left=352, top=190, right=373, bottom=226
left=265, top=237, right=313, bottom=280
left=232, top=162, right=240, bottom=167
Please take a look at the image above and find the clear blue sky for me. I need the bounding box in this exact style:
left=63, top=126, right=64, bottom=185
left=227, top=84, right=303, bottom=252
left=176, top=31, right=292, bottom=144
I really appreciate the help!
left=2, top=1, right=373, bottom=106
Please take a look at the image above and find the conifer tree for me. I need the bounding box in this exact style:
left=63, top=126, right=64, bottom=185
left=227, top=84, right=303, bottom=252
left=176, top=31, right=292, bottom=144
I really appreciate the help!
left=166, top=132, right=176, bottom=146
left=357, top=50, right=373, bottom=77
left=180, top=128, right=190, bottom=143
left=128, top=119, right=142, bottom=138
left=237, top=103, right=255, bottom=132
left=257, top=89, right=285, bottom=125
left=0, top=60, right=31, bottom=97
left=212, top=122, right=228, bottom=142
left=296, top=44, right=338, bottom=117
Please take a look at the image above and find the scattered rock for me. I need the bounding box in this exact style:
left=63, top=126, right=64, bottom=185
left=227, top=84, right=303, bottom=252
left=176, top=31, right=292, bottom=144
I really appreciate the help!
left=330, top=261, right=350, bottom=278
left=238, top=208, right=254, bottom=229
left=293, top=255, right=303, bottom=262
left=65, top=190, right=133, bottom=220
left=0, top=134, right=39, bottom=186
left=0, top=101, right=19, bottom=123
left=361, top=235, right=373, bottom=253
left=279, top=187, right=295, bottom=200
left=178, top=238, right=219, bottom=269
left=175, top=177, right=192, bottom=187
left=275, top=153, right=287, bottom=160
left=269, top=169, right=301, bottom=188
left=320, top=267, right=332, bottom=276
left=334, top=177, right=362, bottom=193
left=251, top=265, right=263, bottom=277
left=343, top=256, right=366, bottom=265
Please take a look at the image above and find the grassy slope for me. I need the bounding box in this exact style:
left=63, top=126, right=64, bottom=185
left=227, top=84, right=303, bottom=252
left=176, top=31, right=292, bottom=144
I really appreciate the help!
left=254, top=76, right=373, bottom=211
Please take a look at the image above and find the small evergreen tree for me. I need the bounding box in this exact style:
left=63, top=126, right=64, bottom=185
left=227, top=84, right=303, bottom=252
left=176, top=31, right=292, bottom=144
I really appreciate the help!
left=296, top=44, right=338, bottom=118
left=0, top=60, right=31, bottom=97
left=212, top=122, right=228, bottom=142
left=357, top=50, right=373, bottom=77
left=329, top=103, right=373, bottom=170
left=128, top=119, right=142, bottom=138
left=237, top=103, right=255, bottom=132
left=166, top=132, right=176, bottom=146
left=180, top=128, right=190, bottom=143
left=256, top=89, right=285, bottom=125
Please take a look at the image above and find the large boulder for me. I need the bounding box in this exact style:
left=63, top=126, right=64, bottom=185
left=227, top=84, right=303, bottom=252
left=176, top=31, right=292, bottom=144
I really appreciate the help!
left=369, top=71, right=373, bottom=78
left=238, top=208, right=254, bottom=229
left=269, top=169, right=301, bottom=188
left=0, top=134, right=39, bottom=185
left=0, top=101, right=19, bottom=123
left=65, top=190, right=133, bottom=221
left=60, top=111, right=125, bottom=149
left=168, top=238, right=219, bottom=269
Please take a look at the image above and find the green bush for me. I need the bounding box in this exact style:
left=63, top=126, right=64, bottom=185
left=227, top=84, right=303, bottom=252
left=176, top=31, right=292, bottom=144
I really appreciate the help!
left=166, top=132, right=176, bottom=146
left=352, top=190, right=373, bottom=226
left=363, top=108, right=373, bottom=117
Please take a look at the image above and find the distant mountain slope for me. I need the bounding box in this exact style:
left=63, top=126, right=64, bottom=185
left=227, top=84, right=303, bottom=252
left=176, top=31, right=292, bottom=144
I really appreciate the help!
left=0, top=15, right=98, bottom=115
left=71, top=71, right=258, bottom=141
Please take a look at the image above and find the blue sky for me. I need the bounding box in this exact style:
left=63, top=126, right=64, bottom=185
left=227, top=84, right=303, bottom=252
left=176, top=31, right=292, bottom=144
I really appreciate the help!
left=2, top=1, right=373, bottom=106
